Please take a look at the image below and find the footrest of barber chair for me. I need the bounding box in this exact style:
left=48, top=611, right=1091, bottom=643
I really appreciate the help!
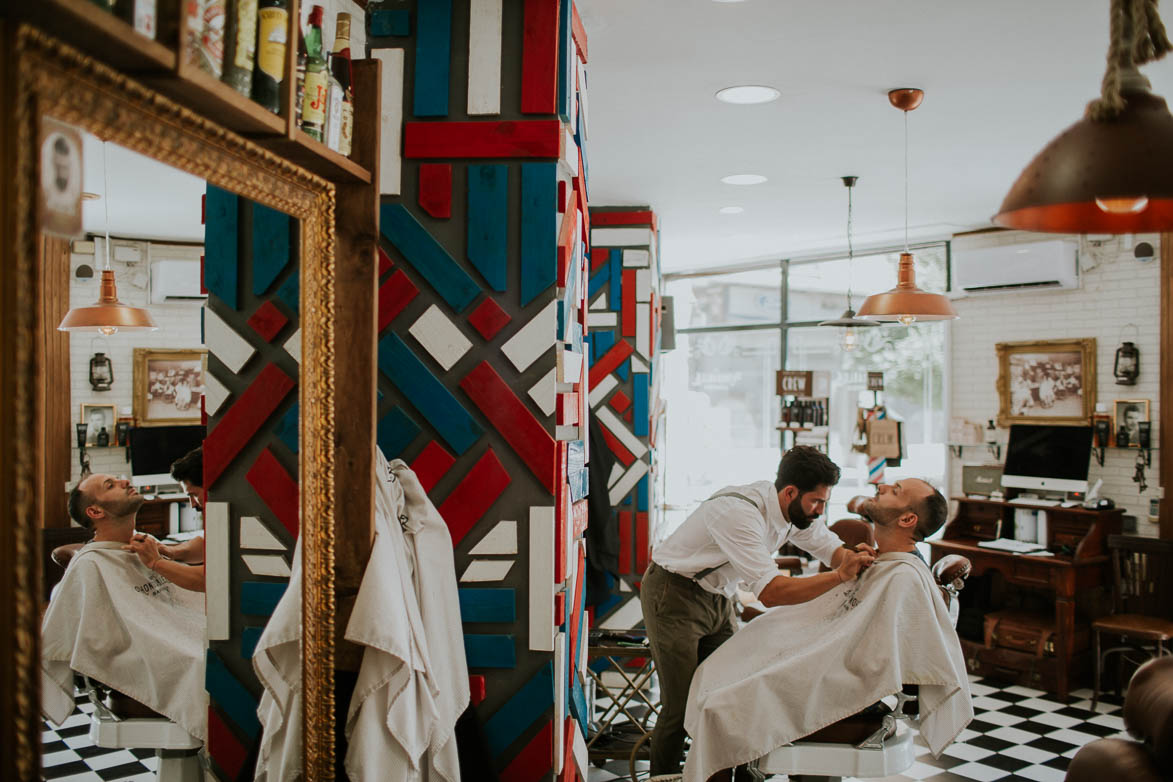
left=90, top=710, right=202, bottom=751
left=756, top=721, right=915, bottom=778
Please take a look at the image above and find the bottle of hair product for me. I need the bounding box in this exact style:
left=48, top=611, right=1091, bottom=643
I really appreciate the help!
left=221, top=0, right=258, bottom=96
left=329, top=12, right=354, bottom=156
left=299, top=6, right=328, bottom=140
left=97, top=427, right=110, bottom=448
left=251, top=0, right=288, bottom=115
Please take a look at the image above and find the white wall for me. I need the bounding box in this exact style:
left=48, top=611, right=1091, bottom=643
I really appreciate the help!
left=948, top=231, right=1161, bottom=537
left=68, top=238, right=205, bottom=486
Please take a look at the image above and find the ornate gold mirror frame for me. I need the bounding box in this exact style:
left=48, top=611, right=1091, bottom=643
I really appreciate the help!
left=0, top=23, right=336, bottom=779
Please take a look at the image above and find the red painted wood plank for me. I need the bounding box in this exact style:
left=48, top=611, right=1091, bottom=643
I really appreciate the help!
left=437, top=447, right=512, bottom=544
left=557, top=180, right=567, bottom=210
left=636, top=511, right=649, bottom=573
left=567, top=544, right=586, bottom=665
left=378, top=269, right=419, bottom=333
left=589, top=248, right=609, bottom=274
left=404, top=120, right=562, bottom=159
left=557, top=392, right=578, bottom=425
left=624, top=408, right=632, bottom=424
left=411, top=440, right=456, bottom=493
left=559, top=718, right=578, bottom=782
left=207, top=708, right=247, bottom=780
left=554, top=591, right=565, bottom=627
left=378, top=246, right=393, bottom=277
left=608, top=389, right=631, bottom=413
left=470, top=675, right=487, bottom=706
left=571, top=2, right=588, bottom=63
left=572, top=498, right=588, bottom=537
left=204, top=363, right=296, bottom=490
left=598, top=424, right=634, bottom=467
left=556, top=190, right=578, bottom=287
left=587, top=341, right=633, bottom=391
left=467, top=296, right=512, bottom=341
left=246, top=448, right=300, bottom=537
left=246, top=300, right=289, bottom=342
left=617, top=511, right=632, bottom=574
left=622, top=268, right=636, bottom=338
left=590, top=209, right=657, bottom=231
left=576, top=152, right=590, bottom=240
left=521, top=0, right=560, bottom=114
left=500, top=719, right=554, bottom=782
left=418, top=163, right=453, bottom=219
left=460, top=361, right=558, bottom=494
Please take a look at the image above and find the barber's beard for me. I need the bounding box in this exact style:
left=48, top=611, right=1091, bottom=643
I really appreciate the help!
left=787, top=496, right=815, bottom=529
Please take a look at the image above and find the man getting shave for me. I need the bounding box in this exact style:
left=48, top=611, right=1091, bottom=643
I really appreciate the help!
left=641, top=446, right=875, bottom=776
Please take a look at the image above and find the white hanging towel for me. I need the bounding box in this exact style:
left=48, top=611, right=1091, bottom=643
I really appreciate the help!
left=252, top=536, right=303, bottom=782
left=682, top=552, right=973, bottom=782
left=41, top=541, right=208, bottom=742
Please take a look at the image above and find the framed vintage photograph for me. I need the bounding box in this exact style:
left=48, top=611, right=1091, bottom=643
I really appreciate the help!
left=80, top=403, right=116, bottom=446
left=39, top=116, right=83, bottom=239
left=995, top=338, right=1097, bottom=426
left=133, top=348, right=207, bottom=426
left=1114, top=399, right=1150, bottom=448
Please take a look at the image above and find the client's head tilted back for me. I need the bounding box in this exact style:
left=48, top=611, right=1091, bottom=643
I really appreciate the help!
left=913, top=484, right=949, bottom=542
left=68, top=474, right=145, bottom=531
left=170, top=446, right=203, bottom=510
left=861, top=478, right=949, bottom=548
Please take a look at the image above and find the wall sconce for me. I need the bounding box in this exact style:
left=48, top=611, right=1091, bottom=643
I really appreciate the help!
left=1114, top=325, right=1139, bottom=385
left=89, top=351, right=113, bottom=391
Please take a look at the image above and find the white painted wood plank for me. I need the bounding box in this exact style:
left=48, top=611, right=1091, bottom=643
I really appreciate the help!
left=623, top=249, right=649, bottom=268
left=205, top=502, right=230, bottom=640
left=409, top=304, right=472, bottom=371
left=554, top=631, right=567, bottom=774
left=372, top=48, right=405, bottom=196
left=607, top=462, right=624, bottom=489
left=242, top=553, right=292, bottom=578
left=460, top=559, right=514, bottom=582
left=636, top=269, right=651, bottom=302
left=589, top=291, right=608, bottom=311
left=204, top=306, right=255, bottom=374
left=527, top=366, right=558, bottom=417
left=468, top=520, right=517, bottom=555
left=502, top=300, right=557, bottom=373
left=636, top=303, right=650, bottom=357
left=630, top=355, right=649, bottom=373
left=556, top=425, right=580, bottom=441
left=240, top=516, right=286, bottom=550
left=596, top=407, right=648, bottom=458
left=609, top=461, right=649, bottom=505
left=528, top=506, right=555, bottom=652
left=572, top=717, right=588, bottom=779
left=599, top=596, right=644, bottom=630
left=562, top=126, right=578, bottom=173
left=590, top=227, right=654, bottom=247
left=284, top=327, right=302, bottom=365
left=467, top=0, right=502, bottom=115
left=588, top=373, right=618, bottom=408
left=618, top=578, right=632, bottom=592
left=557, top=346, right=583, bottom=384
left=587, top=311, right=617, bottom=328
left=576, top=57, right=589, bottom=140
left=203, top=370, right=231, bottom=415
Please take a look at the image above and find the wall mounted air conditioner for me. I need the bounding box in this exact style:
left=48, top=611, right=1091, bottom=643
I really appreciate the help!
left=951, top=239, right=1079, bottom=295
left=150, top=260, right=206, bottom=303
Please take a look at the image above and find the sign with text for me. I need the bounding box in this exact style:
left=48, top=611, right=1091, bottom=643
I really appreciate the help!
left=867, top=372, right=885, bottom=391
left=777, top=370, right=813, bottom=397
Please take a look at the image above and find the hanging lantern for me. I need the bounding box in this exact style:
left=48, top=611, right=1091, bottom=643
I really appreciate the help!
left=89, top=351, right=113, bottom=391
left=1114, top=341, right=1140, bottom=385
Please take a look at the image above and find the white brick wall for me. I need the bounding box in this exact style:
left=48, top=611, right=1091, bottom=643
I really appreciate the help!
left=68, top=238, right=204, bottom=486
left=948, top=230, right=1162, bottom=537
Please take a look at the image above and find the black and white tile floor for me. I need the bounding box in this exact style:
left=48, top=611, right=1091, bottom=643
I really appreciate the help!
left=587, top=675, right=1131, bottom=782
left=41, top=693, right=158, bottom=781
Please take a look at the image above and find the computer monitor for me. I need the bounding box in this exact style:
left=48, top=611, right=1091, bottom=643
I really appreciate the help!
left=1001, top=424, right=1093, bottom=494
left=129, top=425, right=205, bottom=487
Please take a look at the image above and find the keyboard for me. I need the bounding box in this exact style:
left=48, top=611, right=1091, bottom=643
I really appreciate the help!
left=1007, top=497, right=1061, bottom=506
left=977, top=538, right=1047, bottom=553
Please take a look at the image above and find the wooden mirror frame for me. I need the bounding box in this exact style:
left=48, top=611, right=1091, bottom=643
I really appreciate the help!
left=0, top=24, right=337, bottom=778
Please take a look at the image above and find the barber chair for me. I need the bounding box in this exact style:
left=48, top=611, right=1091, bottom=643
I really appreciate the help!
left=1065, top=655, right=1173, bottom=781
left=81, top=675, right=203, bottom=782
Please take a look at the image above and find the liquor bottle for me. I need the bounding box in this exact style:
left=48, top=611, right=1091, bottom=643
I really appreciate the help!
left=323, top=59, right=345, bottom=151
left=221, top=0, right=257, bottom=96
left=780, top=402, right=791, bottom=427
left=299, top=5, right=328, bottom=139
left=295, top=27, right=307, bottom=126
left=115, top=0, right=157, bottom=38
left=251, top=0, right=288, bottom=115
left=330, top=12, right=354, bottom=156
left=199, top=0, right=227, bottom=78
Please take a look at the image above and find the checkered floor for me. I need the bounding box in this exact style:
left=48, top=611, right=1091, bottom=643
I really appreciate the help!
left=586, top=675, right=1130, bottom=782
left=41, top=692, right=159, bottom=781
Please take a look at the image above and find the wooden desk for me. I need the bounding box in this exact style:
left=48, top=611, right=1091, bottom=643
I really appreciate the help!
left=134, top=497, right=191, bottom=539
left=929, top=498, right=1122, bottom=700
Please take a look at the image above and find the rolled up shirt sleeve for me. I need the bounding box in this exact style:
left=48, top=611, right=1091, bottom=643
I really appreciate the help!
left=705, top=498, right=783, bottom=599
left=788, top=521, right=845, bottom=568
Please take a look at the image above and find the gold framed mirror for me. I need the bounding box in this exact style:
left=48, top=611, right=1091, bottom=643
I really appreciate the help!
left=1, top=23, right=337, bottom=779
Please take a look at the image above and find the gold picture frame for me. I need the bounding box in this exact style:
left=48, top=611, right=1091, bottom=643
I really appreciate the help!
left=995, top=338, right=1097, bottom=427
left=132, top=348, right=207, bottom=426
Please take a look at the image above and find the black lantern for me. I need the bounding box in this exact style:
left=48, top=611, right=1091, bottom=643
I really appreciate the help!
left=89, top=352, right=113, bottom=391
left=1114, top=341, right=1140, bottom=385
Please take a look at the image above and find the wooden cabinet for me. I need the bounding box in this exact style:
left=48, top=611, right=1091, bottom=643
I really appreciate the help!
left=929, top=497, right=1122, bottom=700
left=133, top=497, right=191, bottom=539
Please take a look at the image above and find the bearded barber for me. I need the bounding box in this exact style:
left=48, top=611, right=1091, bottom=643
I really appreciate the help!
left=641, top=445, right=875, bottom=776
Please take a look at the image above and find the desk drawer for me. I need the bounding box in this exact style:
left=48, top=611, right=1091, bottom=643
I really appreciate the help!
left=1012, top=559, right=1053, bottom=587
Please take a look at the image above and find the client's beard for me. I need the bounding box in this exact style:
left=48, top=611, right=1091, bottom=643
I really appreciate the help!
left=101, top=494, right=145, bottom=518
left=787, top=496, right=816, bottom=529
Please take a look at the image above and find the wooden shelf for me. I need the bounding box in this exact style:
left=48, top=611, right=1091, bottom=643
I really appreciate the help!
left=259, top=131, right=373, bottom=185
left=141, top=64, right=286, bottom=137
left=15, top=0, right=176, bottom=73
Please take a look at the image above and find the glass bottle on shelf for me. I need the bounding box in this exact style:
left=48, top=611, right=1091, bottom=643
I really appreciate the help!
left=97, top=427, right=110, bottom=448
left=251, top=0, right=288, bottom=115
left=329, top=12, right=354, bottom=156
left=221, top=0, right=258, bottom=96
left=299, top=5, right=328, bottom=140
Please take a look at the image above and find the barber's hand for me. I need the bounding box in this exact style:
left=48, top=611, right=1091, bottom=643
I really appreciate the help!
left=123, top=535, right=162, bottom=570
left=836, top=549, right=875, bottom=583
left=853, top=542, right=877, bottom=560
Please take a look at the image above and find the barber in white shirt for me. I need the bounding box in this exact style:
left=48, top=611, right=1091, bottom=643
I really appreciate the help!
left=641, top=445, right=875, bottom=776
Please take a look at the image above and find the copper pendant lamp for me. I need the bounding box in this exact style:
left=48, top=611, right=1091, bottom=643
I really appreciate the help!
left=58, top=141, right=158, bottom=335
left=994, top=0, right=1173, bottom=233
left=857, top=89, right=958, bottom=324
left=818, top=175, right=879, bottom=351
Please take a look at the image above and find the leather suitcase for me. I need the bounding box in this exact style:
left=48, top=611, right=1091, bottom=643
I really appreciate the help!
left=983, top=609, right=1089, bottom=657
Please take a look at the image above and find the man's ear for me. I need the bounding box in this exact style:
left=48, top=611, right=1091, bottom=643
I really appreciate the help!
left=779, top=485, right=798, bottom=503
left=898, top=511, right=918, bottom=531
left=85, top=505, right=103, bottom=521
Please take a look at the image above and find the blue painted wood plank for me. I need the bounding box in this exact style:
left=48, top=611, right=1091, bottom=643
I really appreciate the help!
left=464, top=634, right=516, bottom=669
left=240, top=581, right=287, bottom=617
left=369, top=8, right=410, bottom=36
left=637, top=474, right=649, bottom=512
left=556, top=0, right=572, bottom=122
left=459, top=588, right=516, bottom=623
left=587, top=265, right=608, bottom=299
left=520, top=163, right=557, bottom=308
left=608, top=249, right=622, bottom=312
left=240, top=626, right=264, bottom=660
left=377, top=332, right=483, bottom=455
left=381, top=203, right=479, bottom=313
left=633, top=372, right=649, bottom=437
left=614, top=357, right=630, bottom=382
left=467, top=165, right=508, bottom=292
left=378, top=405, right=422, bottom=458
left=275, top=402, right=299, bottom=454
left=484, top=661, right=554, bottom=757
left=571, top=675, right=588, bottom=737
left=204, top=186, right=238, bottom=309
left=413, top=0, right=451, bottom=117
left=252, top=203, right=292, bottom=296
left=205, top=649, right=260, bottom=739
left=591, top=330, right=614, bottom=363
left=276, top=269, right=299, bottom=314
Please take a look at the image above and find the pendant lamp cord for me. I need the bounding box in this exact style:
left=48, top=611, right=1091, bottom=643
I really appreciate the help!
left=846, top=180, right=855, bottom=308
left=102, top=141, right=112, bottom=271
left=903, top=109, right=910, bottom=252
left=1088, top=0, right=1172, bottom=120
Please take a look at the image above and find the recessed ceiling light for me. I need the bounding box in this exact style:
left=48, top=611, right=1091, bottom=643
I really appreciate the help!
left=715, top=85, right=780, bottom=105
left=719, top=206, right=744, bottom=214
left=721, top=174, right=767, bottom=185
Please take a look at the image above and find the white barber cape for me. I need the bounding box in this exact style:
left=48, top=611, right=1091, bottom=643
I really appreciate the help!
left=683, top=552, right=972, bottom=782
left=343, top=453, right=469, bottom=782
left=41, top=541, right=208, bottom=742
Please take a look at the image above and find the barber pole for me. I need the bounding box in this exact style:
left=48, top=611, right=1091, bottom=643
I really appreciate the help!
left=866, top=407, right=885, bottom=485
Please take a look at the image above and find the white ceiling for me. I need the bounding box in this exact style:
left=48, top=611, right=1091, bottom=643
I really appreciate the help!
left=577, top=0, right=1173, bottom=272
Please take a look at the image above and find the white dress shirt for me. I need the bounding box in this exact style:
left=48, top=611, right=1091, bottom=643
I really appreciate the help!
left=652, top=481, right=844, bottom=599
